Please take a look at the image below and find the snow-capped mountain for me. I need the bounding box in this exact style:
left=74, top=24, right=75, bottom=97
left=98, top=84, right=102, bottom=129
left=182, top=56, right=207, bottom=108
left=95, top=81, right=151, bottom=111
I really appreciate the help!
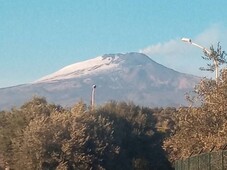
left=35, top=54, right=122, bottom=83
left=0, top=52, right=200, bottom=110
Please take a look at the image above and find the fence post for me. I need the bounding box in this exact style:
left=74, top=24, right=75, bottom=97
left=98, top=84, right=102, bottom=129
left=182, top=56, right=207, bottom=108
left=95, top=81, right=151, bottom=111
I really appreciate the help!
left=221, top=144, right=227, bottom=170
left=188, top=157, right=190, bottom=170
left=208, top=146, right=215, bottom=170
left=208, top=152, right=211, bottom=170
left=222, top=150, right=224, bottom=170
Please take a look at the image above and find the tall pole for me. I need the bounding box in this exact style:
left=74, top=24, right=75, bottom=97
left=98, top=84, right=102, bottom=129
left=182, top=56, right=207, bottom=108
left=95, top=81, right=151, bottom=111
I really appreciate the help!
left=91, top=84, right=96, bottom=109
left=181, top=38, right=218, bottom=84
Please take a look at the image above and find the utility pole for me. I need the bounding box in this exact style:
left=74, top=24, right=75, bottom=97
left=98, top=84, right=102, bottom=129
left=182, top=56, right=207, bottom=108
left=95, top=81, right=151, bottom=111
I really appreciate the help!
left=91, top=84, right=96, bottom=110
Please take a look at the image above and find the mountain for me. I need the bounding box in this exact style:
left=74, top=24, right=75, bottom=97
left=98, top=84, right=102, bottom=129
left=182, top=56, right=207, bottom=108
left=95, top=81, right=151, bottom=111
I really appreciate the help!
left=0, top=52, right=199, bottom=110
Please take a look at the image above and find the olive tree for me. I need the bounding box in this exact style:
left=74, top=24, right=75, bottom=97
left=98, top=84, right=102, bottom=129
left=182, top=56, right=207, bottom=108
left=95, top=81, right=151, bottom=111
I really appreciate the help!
left=163, top=43, right=227, bottom=162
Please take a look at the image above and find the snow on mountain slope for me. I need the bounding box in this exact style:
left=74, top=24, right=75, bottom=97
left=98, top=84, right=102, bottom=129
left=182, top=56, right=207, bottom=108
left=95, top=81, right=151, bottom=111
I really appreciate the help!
left=36, top=55, right=122, bottom=82
left=0, top=52, right=200, bottom=109
left=36, top=52, right=180, bottom=84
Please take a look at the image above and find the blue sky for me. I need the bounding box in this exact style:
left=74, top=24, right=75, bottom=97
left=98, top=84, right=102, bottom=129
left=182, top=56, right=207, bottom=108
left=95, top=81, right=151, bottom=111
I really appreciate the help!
left=1, top=0, right=227, bottom=88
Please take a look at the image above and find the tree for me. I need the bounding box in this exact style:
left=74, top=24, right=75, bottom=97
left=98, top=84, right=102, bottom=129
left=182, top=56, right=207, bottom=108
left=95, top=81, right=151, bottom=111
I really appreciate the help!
left=0, top=97, right=62, bottom=168
left=6, top=100, right=173, bottom=169
left=1, top=97, right=175, bottom=169
left=163, top=43, right=227, bottom=162
left=200, top=42, right=227, bottom=73
left=11, top=101, right=120, bottom=169
left=95, top=101, right=173, bottom=169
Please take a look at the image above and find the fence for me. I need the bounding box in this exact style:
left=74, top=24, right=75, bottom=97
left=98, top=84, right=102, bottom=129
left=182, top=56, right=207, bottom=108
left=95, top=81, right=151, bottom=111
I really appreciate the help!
left=175, top=150, right=227, bottom=170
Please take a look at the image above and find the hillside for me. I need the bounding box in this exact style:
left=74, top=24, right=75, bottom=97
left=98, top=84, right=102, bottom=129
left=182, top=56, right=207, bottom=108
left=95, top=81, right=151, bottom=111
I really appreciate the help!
left=0, top=52, right=199, bottom=109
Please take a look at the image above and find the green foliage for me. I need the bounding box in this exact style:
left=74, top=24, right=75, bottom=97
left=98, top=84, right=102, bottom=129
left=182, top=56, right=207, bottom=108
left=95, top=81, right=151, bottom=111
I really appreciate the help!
left=0, top=99, right=174, bottom=169
left=200, top=42, right=227, bottom=72
left=163, top=44, right=227, bottom=162
left=91, top=101, right=173, bottom=169
left=0, top=97, right=62, bottom=168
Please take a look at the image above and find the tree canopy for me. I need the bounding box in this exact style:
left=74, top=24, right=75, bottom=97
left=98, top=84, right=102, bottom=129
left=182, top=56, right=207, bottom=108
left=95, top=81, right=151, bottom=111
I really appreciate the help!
left=0, top=98, right=174, bottom=170
left=163, top=43, right=227, bottom=162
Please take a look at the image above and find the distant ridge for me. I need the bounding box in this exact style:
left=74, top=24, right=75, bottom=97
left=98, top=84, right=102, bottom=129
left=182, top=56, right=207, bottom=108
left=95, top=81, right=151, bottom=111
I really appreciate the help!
left=0, top=52, right=199, bottom=110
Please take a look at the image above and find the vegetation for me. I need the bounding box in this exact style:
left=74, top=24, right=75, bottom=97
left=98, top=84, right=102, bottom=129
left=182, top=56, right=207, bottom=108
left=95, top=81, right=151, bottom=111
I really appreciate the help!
left=163, top=43, right=227, bottom=162
left=0, top=98, right=174, bottom=169
left=163, top=69, right=227, bottom=162
left=0, top=43, right=226, bottom=169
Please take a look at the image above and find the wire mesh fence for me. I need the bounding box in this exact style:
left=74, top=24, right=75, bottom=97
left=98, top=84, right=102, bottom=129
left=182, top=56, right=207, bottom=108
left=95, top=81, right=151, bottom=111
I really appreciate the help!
left=175, top=150, right=227, bottom=170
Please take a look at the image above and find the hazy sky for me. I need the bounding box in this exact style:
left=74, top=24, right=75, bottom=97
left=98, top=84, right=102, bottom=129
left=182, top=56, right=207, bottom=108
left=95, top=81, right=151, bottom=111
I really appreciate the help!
left=1, top=0, right=227, bottom=88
